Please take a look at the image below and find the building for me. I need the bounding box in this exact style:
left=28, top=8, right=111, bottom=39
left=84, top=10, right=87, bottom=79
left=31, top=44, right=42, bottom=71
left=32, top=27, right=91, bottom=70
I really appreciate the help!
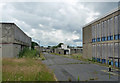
left=53, top=44, right=70, bottom=55
left=34, top=46, right=44, bottom=53
left=83, top=8, right=120, bottom=67
left=0, top=23, right=31, bottom=57
left=70, top=47, right=83, bottom=54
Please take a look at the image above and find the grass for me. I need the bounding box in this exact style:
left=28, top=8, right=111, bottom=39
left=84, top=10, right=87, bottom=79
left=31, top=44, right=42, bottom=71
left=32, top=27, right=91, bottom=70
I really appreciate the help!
left=19, top=48, right=39, bottom=58
left=2, top=48, right=55, bottom=81
left=2, top=58, right=56, bottom=81
left=51, top=53, right=119, bottom=69
left=51, top=53, right=91, bottom=62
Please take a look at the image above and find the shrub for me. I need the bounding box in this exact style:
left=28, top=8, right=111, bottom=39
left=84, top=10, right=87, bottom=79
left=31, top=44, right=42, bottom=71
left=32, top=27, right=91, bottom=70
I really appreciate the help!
left=19, top=48, right=39, bottom=58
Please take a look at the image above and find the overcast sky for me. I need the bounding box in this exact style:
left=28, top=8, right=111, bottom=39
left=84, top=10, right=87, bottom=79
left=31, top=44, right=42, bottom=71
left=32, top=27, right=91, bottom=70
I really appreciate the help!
left=0, top=1, right=118, bottom=46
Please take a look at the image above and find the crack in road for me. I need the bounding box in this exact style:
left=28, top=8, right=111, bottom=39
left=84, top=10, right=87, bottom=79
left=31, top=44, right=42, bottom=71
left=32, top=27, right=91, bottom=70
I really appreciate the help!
left=61, top=68, right=76, bottom=81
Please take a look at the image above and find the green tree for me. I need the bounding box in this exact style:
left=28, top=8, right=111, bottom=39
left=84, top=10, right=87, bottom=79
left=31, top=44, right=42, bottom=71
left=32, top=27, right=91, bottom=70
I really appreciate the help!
left=31, top=42, right=39, bottom=50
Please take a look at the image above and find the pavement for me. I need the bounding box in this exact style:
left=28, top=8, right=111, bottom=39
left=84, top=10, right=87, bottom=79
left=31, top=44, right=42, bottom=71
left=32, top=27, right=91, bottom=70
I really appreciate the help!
left=42, top=53, right=119, bottom=81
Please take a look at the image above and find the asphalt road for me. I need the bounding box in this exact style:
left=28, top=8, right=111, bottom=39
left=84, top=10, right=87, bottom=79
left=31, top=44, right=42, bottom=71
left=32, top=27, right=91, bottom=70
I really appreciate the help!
left=42, top=53, right=119, bottom=81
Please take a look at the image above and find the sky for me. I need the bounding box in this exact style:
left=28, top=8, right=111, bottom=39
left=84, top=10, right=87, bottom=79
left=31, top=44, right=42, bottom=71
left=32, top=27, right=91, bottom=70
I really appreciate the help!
left=0, top=1, right=119, bottom=47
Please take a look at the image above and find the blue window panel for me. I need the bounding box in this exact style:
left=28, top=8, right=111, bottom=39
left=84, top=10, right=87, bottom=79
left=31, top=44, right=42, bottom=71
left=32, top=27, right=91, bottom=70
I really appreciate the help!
left=94, top=39, right=96, bottom=42
left=108, top=36, right=111, bottom=40
left=108, top=60, right=109, bottom=64
left=104, top=59, right=106, bottom=63
left=119, top=34, right=120, bottom=40
left=97, top=38, right=100, bottom=42
left=97, top=58, right=99, bottom=62
left=104, top=37, right=107, bottom=41
left=102, top=59, right=104, bottom=63
left=102, top=59, right=106, bottom=63
left=110, top=36, right=113, bottom=40
left=102, top=37, right=104, bottom=41
left=119, top=62, right=120, bottom=68
left=99, top=59, right=101, bottom=62
left=99, top=38, right=101, bottom=42
left=115, top=61, right=118, bottom=67
left=114, top=35, right=119, bottom=40
left=111, top=61, right=113, bottom=66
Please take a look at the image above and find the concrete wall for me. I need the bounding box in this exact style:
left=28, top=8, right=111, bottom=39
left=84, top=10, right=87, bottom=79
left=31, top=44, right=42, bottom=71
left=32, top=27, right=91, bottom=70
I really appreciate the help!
left=1, top=23, right=31, bottom=57
left=0, top=23, right=1, bottom=82
left=14, top=24, right=31, bottom=46
left=1, top=23, right=14, bottom=43
left=2, top=44, right=14, bottom=58
left=54, top=48, right=64, bottom=55
left=1, top=23, right=31, bottom=47
left=83, top=24, right=92, bottom=59
left=70, top=48, right=83, bottom=54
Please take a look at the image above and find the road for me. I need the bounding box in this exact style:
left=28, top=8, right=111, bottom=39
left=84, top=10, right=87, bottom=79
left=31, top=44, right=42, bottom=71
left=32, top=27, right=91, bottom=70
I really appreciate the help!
left=42, top=53, right=119, bottom=81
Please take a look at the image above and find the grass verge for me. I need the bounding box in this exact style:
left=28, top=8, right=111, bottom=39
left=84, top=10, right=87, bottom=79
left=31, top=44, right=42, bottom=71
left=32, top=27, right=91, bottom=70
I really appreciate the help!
left=2, top=58, right=56, bottom=81
left=2, top=48, right=55, bottom=81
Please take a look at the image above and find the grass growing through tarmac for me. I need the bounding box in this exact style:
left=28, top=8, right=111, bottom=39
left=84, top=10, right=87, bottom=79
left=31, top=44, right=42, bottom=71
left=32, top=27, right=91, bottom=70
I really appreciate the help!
left=51, top=53, right=90, bottom=62
left=2, top=49, right=56, bottom=81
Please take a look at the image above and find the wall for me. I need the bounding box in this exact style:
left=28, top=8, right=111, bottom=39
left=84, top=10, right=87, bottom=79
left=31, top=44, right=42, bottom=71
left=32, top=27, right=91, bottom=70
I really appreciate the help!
left=83, top=24, right=92, bottom=59
left=70, top=48, right=83, bottom=54
left=2, top=44, right=14, bottom=58
left=54, top=48, right=64, bottom=55
left=14, top=24, right=31, bottom=46
left=1, top=23, right=31, bottom=58
left=83, top=9, right=120, bottom=66
left=1, top=23, right=14, bottom=43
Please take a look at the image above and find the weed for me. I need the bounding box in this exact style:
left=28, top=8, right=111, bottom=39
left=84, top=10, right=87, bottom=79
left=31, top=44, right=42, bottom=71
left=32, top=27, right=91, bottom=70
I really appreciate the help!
left=2, top=58, right=56, bottom=81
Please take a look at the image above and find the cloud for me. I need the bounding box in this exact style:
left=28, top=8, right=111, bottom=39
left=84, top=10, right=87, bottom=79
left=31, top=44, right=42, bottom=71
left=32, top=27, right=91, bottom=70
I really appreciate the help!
left=0, top=2, right=118, bottom=46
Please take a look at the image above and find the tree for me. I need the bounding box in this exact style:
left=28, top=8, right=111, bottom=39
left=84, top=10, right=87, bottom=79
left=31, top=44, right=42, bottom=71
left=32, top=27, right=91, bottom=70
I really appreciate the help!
left=31, top=41, right=39, bottom=50
left=52, top=43, right=64, bottom=49
left=57, top=43, right=64, bottom=47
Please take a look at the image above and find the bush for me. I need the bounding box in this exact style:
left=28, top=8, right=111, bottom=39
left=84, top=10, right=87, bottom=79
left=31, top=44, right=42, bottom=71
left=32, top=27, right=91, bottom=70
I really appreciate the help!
left=19, top=48, right=39, bottom=58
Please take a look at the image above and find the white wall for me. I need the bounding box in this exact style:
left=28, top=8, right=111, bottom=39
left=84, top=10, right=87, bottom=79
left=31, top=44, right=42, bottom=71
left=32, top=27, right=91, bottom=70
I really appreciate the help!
left=61, top=44, right=67, bottom=49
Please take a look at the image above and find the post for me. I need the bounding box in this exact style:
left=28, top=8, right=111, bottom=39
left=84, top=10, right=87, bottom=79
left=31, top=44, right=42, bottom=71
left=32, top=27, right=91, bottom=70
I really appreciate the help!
left=109, top=59, right=112, bottom=72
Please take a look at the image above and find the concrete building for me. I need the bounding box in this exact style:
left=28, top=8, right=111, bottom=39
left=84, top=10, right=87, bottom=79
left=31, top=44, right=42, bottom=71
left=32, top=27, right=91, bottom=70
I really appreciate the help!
left=34, top=46, right=44, bottom=53
left=52, top=44, right=70, bottom=55
left=70, top=47, right=83, bottom=54
left=0, top=23, right=31, bottom=58
left=83, top=8, right=120, bottom=67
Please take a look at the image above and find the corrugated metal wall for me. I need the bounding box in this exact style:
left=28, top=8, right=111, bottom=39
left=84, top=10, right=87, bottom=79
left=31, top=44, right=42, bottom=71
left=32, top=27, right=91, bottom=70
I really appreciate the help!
left=101, top=22, right=104, bottom=37
left=92, top=45, right=95, bottom=58
left=107, top=19, right=110, bottom=37
left=110, top=18, right=114, bottom=36
left=99, top=23, right=101, bottom=38
left=114, top=16, right=118, bottom=35
left=104, top=44, right=108, bottom=60
left=114, top=43, right=118, bottom=62
left=119, top=15, right=120, bottom=34
left=102, top=44, right=105, bottom=59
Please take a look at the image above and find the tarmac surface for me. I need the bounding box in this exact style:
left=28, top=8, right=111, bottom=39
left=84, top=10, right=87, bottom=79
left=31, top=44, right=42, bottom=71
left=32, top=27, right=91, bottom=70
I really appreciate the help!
left=42, top=53, right=119, bottom=81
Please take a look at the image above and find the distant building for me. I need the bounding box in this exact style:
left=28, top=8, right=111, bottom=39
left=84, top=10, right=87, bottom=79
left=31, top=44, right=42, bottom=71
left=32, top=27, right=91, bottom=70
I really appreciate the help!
left=70, top=47, right=83, bottom=54
left=0, top=23, right=31, bottom=57
left=83, top=8, right=120, bottom=67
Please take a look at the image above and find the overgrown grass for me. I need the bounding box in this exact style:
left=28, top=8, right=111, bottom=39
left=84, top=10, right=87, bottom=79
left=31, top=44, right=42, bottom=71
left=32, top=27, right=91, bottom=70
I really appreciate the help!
left=19, top=48, right=39, bottom=58
left=2, top=58, right=56, bottom=81
left=51, top=53, right=90, bottom=62
left=2, top=48, right=55, bottom=81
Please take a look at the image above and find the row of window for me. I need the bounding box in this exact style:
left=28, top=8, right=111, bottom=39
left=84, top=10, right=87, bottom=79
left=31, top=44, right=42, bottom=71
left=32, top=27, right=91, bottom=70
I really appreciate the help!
left=92, top=34, right=120, bottom=42
left=92, top=15, right=120, bottom=38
